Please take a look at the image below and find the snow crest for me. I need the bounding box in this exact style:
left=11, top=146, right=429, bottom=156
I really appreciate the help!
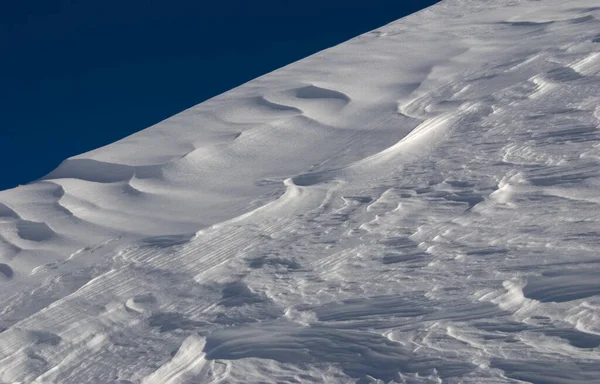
left=1, top=0, right=600, bottom=382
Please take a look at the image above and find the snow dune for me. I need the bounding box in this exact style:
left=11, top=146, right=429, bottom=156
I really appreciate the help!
left=2, top=0, right=600, bottom=382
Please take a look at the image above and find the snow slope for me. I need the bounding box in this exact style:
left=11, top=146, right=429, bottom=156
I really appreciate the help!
left=2, top=0, right=600, bottom=382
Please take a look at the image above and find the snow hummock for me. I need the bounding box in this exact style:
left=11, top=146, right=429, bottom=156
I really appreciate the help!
left=2, top=0, right=600, bottom=382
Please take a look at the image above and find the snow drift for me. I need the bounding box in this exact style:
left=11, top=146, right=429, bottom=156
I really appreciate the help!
left=1, top=0, right=600, bottom=382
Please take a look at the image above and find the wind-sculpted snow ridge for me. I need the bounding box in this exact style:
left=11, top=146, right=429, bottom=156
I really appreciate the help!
left=2, top=0, right=600, bottom=382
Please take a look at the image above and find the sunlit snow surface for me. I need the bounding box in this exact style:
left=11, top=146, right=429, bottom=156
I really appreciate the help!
left=2, top=0, right=600, bottom=382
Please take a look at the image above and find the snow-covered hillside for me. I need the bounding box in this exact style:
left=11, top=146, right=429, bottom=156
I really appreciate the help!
left=2, top=0, right=600, bottom=382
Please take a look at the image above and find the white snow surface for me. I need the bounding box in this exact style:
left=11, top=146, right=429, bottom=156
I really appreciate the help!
left=2, top=0, right=600, bottom=382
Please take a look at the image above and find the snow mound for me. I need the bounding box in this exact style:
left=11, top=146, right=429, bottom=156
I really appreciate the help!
left=2, top=0, right=600, bottom=382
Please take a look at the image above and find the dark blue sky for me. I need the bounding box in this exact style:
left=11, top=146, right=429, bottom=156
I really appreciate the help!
left=1, top=0, right=439, bottom=191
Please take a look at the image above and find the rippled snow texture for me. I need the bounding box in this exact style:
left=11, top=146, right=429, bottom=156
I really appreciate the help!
left=1, top=0, right=600, bottom=382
